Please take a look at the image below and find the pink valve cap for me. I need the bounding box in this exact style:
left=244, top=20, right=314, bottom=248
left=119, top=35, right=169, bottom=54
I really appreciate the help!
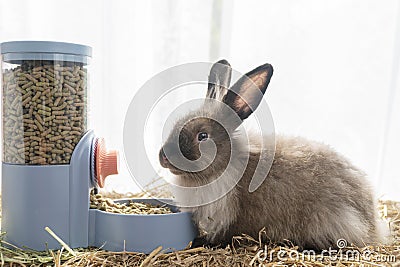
left=95, top=138, right=119, bottom=188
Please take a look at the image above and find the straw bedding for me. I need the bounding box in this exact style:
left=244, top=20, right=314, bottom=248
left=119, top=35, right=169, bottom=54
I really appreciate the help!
left=0, top=192, right=398, bottom=267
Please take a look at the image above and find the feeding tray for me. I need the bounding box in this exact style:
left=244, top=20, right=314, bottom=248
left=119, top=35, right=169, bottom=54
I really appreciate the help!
left=89, top=198, right=197, bottom=253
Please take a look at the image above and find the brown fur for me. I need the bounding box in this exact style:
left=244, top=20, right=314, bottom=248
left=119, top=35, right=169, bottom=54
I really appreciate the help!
left=215, top=135, right=379, bottom=249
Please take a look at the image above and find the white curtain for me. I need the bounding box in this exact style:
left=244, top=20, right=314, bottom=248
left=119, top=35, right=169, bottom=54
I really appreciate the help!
left=1, top=0, right=399, bottom=200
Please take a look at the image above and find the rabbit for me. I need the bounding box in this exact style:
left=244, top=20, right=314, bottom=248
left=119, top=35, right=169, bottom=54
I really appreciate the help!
left=159, top=59, right=382, bottom=250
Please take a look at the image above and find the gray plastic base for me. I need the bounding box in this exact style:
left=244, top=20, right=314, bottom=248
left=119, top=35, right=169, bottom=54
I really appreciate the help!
left=1, top=129, right=197, bottom=253
left=2, top=165, right=70, bottom=249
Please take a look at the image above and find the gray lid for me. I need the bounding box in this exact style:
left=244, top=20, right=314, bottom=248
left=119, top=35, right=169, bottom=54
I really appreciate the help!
left=0, top=41, right=92, bottom=57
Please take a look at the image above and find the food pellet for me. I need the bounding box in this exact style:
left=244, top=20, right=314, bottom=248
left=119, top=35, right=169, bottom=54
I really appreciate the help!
left=52, top=110, right=65, bottom=116
left=89, top=194, right=173, bottom=215
left=2, top=61, right=87, bottom=165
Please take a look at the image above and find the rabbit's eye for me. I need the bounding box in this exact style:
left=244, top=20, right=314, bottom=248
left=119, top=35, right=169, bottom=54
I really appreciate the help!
left=197, top=132, right=208, bottom=142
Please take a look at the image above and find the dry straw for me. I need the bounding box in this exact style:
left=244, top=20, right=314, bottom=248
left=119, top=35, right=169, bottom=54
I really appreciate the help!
left=0, top=186, right=398, bottom=266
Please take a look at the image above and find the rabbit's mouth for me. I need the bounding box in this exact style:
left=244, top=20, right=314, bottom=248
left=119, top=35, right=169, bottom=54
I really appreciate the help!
left=162, top=160, right=186, bottom=175
left=159, top=148, right=187, bottom=175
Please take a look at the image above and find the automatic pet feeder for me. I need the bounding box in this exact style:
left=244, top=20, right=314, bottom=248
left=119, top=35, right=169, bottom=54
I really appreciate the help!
left=0, top=41, right=196, bottom=253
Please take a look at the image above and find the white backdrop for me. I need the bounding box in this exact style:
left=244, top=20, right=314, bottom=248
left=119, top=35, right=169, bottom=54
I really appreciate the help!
left=0, top=0, right=399, bottom=200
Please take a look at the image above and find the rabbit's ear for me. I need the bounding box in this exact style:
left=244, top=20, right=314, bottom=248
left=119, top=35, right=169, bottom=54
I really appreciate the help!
left=206, top=59, right=232, bottom=101
left=223, top=63, right=273, bottom=121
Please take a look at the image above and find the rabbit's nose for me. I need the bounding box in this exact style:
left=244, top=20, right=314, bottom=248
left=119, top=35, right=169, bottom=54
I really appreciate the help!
left=159, top=148, right=169, bottom=167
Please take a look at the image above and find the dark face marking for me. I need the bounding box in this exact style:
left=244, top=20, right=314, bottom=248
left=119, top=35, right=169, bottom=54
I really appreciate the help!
left=159, top=116, right=231, bottom=177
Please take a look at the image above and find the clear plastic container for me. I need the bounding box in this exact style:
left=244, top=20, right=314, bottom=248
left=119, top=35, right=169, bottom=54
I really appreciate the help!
left=1, top=41, right=92, bottom=165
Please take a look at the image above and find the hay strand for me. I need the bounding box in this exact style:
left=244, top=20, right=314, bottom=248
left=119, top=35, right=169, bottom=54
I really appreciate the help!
left=44, top=227, right=76, bottom=256
left=140, top=246, right=162, bottom=267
